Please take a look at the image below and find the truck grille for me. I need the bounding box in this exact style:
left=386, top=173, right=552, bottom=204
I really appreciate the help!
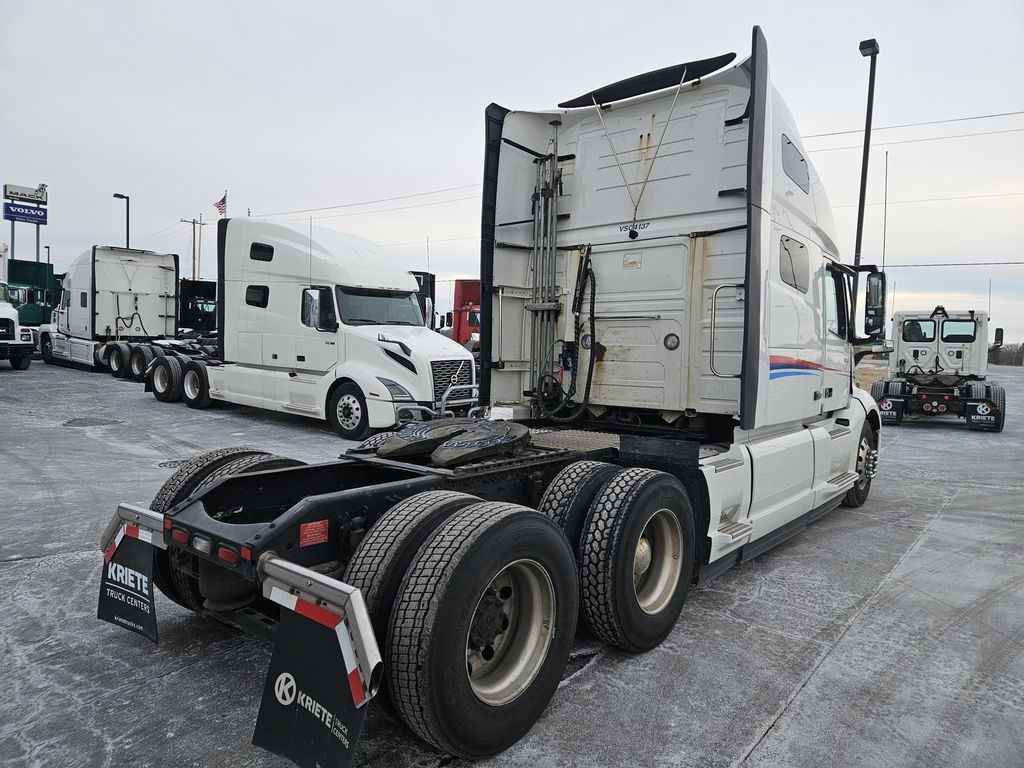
left=430, top=359, right=473, bottom=403
left=0, top=319, right=13, bottom=340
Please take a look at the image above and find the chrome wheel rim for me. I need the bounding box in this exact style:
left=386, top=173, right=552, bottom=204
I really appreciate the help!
left=183, top=370, right=200, bottom=400
left=154, top=365, right=168, bottom=392
left=855, top=436, right=871, bottom=490
left=110, top=351, right=122, bottom=372
left=633, top=508, right=683, bottom=615
left=131, top=354, right=144, bottom=376
left=336, top=393, right=362, bottom=431
left=466, top=558, right=555, bottom=706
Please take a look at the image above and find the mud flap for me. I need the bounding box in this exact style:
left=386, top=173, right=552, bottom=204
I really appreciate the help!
left=965, top=401, right=998, bottom=430
left=97, top=504, right=167, bottom=643
left=98, top=526, right=159, bottom=642
left=879, top=397, right=904, bottom=425
left=252, top=555, right=383, bottom=768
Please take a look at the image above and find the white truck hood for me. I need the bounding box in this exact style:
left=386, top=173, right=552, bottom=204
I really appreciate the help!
left=347, top=323, right=475, bottom=361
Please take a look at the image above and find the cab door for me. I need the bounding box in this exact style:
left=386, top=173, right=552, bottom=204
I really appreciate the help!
left=290, top=287, right=341, bottom=408
left=820, top=264, right=852, bottom=413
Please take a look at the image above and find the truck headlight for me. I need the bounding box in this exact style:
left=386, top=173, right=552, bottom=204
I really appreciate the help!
left=377, top=378, right=415, bottom=401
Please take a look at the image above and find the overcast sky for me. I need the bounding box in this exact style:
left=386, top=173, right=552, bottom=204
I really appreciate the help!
left=3, top=1, right=1022, bottom=335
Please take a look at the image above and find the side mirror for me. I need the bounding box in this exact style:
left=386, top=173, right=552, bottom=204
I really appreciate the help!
left=445, top=311, right=454, bottom=327
left=994, top=327, right=1004, bottom=348
left=864, top=271, right=886, bottom=337
left=424, top=297, right=433, bottom=327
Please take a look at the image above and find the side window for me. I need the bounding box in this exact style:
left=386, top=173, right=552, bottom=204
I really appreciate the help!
left=941, top=320, right=977, bottom=343
left=80, top=292, right=88, bottom=308
left=301, top=287, right=336, bottom=328
left=250, top=242, right=274, bottom=262
left=781, top=134, right=810, bottom=193
left=61, top=290, right=70, bottom=309
left=902, top=319, right=935, bottom=342
left=245, top=285, right=269, bottom=308
left=825, top=269, right=847, bottom=338
left=779, top=236, right=809, bottom=293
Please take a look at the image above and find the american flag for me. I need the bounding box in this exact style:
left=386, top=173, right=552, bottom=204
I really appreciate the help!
left=213, top=192, right=227, bottom=216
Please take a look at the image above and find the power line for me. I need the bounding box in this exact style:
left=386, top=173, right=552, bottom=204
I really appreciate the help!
left=884, top=261, right=1024, bottom=268
left=134, top=221, right=187, bottom=245
left=803, top=110, right=1024, bottom=139
left=833, top=191, right=1024, bottom=209
left=380, top=235, right=478, bottom=247
left=807, top=127, right=1024, bottom=153
left=254, top=184, right=479, bottom=218
left=281, top=195, right=480, bottom=223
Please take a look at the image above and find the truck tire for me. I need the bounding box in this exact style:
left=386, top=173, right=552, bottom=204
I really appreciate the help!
left=41, top=334, right=54, bottom=364
left=9, top=355, right=31, bottom=370
left=537, top=460, right=619, bottom=557
left=842, top=421, right=877, bottom=507
left=194, top=452, right=307, bottom=610
left=182, top=360, right=213, bottom=409
left=327, top=382, right=371, bottom=440
left=388, top=502, right=577, bottom=758
left=108, top=343, right=132, bottom=378
left=129, top=345, right=155, bottom=382
left=152, top=356, right=184, bottom=402
left=991, top=384, right=1006, bottom=433
left=150, top=345, right=166, bottom=358
left=343, top=490, right=481, bottom=719
left=578, top=468, right=695, bottom=652
left=150, top=447, right=268, bottom=610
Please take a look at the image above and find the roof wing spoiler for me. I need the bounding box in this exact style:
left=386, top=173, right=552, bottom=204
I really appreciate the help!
left=557, top=52, right=737, bottom=108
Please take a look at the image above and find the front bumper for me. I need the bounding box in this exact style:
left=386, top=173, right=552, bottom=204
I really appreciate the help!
left=0, top=341, right=35, bottom=360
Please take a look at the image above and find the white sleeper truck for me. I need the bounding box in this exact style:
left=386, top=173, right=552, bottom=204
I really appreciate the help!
left=0, top=280, right=35, bottom=369
left=146, top=219, right=477, bottom=439
left=40, top=246, right=179, bottom=374
left=872, top=305, right=1005, bottom=431
left=97, top=27, right=887, bottom=767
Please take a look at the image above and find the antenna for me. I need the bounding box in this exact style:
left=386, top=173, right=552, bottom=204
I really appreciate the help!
left=881, top=150, right=889, bottom=269
left=426, top=235, right=430, bottom=272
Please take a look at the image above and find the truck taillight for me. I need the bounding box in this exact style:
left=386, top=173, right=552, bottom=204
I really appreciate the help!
left=217, top=546, right=238, bottom=565
left=240, top=546, right=253, bottom=561
left=163, top=517, right=173, bottom=530
left=171, top=528, right=189, bottom=544
left=938, top=404, right=947, bottom=412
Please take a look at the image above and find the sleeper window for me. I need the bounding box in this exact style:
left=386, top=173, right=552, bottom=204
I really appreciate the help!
left=779, top=236, right=809, bottom=293
left=245, top=285, right=269, bottom=308
left=80, top=292, right=88, bottom=308
left=250, top=242, right=274, bottom=262
left=781, top=134, right=810, bottom=193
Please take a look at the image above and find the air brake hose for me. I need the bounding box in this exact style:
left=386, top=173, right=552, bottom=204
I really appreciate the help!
left=542, top=251, right=597, bottom=424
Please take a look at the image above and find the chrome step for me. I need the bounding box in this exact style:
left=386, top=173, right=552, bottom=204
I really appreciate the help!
left=827, top=471, right=858, bottom=488
left=717, top=520, right=753, bottom=540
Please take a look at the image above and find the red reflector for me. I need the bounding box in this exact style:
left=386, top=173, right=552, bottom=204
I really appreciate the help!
left=163, top=517, right=173, bottom=530
left=240, top=546, right=253, bottom=561
left=944, top=395, right=949, bottom=400
left=171, top=528, right=189, bottom=544
left=217, top=546, right=239, bottom=564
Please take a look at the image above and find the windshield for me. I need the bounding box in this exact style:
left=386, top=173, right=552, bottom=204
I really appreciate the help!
left=335, top=286, right=423, bottom=326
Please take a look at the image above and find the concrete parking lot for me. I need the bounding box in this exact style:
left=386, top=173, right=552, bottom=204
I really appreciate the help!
left=2, top=363, right=1022, bottom=768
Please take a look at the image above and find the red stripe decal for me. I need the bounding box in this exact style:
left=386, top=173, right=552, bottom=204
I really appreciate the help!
left=104, top=542, right=117, bottom=563
left=125, top=524, right=140, bottom=540
left=347, top=668, right=365, bottom=707
left=293, top=598, right=342, bottom=630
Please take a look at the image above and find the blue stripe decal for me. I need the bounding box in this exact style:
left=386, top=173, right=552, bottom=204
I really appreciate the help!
left=769, top=370, right=819, bottom=380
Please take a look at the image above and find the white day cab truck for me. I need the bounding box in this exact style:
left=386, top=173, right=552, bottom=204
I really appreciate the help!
left=872, top=305, right=1006, bottom=431
left=97, top=27, right=888, bottom=767
left=39, top=246, right=182, bottom=380
left=0, top=280, right=36, bottom=369
left=144, top=218, right=478, bottom=439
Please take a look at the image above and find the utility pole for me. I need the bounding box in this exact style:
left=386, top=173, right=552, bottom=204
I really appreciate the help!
left=180, top=216, right=208, bottom=280
left=854, top=38, right=880, bottom=266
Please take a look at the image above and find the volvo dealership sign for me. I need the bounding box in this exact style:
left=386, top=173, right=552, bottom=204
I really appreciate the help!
left=3, top=203, right=48, bottom=225
left=3, top=183, right=48, bottom=205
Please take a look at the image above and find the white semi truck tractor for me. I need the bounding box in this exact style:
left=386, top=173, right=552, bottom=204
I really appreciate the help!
left=97, top=27, right=887, bottom=765
left=39, top=246, right=179, bottom=375
left=0, top=280, right=36, bottom=369
left=872, top=306, right=1005, bottom=431
left=143, top=218, right=478, bottom=439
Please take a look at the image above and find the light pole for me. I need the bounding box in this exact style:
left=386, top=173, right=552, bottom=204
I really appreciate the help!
left=113, top=193, right=130, bottom=248
left=853, top=38, right=879, bottom=266
left=44, top=245, right=50, bottom=264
